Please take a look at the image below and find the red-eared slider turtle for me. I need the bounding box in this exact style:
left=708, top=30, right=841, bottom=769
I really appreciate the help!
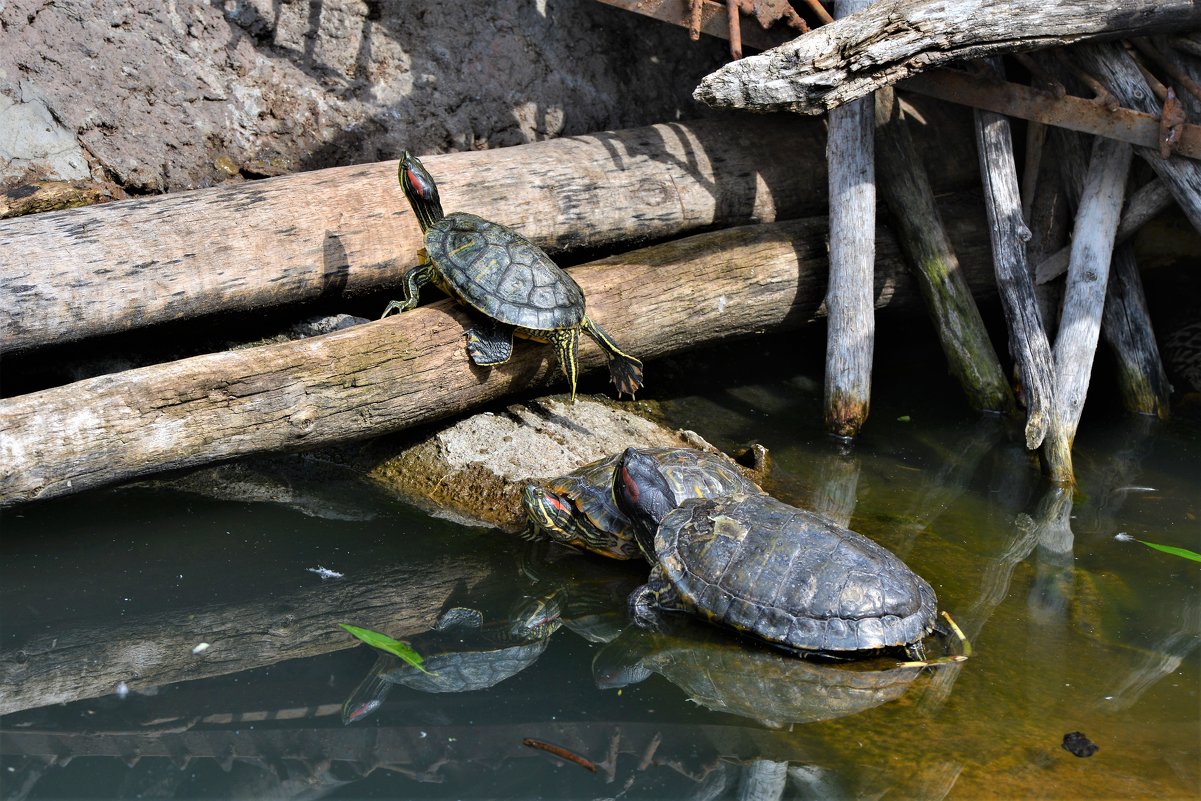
left=524, top=447, right=762, bottom=560
left=613, top=448, right=938, bottom=656
left=381, top=152, right=644, bottom=400
left=593, top=617, right=922, bottom=728
left=341, top=594, right=561, bottom=724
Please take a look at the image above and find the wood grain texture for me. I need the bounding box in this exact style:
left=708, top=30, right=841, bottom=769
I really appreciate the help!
left=1102, top=243, right=1171, bottom=418
left=975, top=108, right=1055, bottom=450
left=0, top=202, right=997, bottom=507
left=875, top=88, right=1014, bottom=415
left=0, top=117, right=824, bottom=353
left=1043, top=137, right=1132, bottom=485
left=823, top=0, right=877, bottom=439
left=693, top=0, right=1201, bottom=114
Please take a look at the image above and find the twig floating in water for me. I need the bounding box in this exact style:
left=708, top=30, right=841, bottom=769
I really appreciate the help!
left=522, top=738, right=598, bottom=773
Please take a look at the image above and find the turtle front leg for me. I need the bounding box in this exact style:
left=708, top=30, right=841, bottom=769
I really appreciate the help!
left=629, top=565, right=682, bottom=630
left=381, top=262, right=435, bottom=318
left=547, top=327, right=581, bottom=402
left=581, top=316, right=644, bottom=398
left=465, top=318, right=516, bottom=366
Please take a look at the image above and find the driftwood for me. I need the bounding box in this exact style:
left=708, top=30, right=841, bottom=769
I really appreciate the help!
left=0, top=117, right=826, bottom=353
left=0, top=555, right=493, bottom=716
left=974, top=101, right=1055, bottom=450
left=1043, top=138, right=1132, bottom=485
left=1071, top=41, right=1201, bottom=233
left=0, top=200, right=998, bottom=507
left=822, top=0, right=877, bottom=438
left=692, top=0, right=1201, bottom=114
left=874, top=87, right=1014, bottom=415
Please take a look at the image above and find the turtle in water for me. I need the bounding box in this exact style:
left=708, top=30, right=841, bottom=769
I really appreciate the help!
left=381, top=151, right=644, bottom=400
left=593, top=616, right=923, bottom=728
left=613, top=448, right=938, bottom=657
left=524, top=447, right=762, bottom=560
left=341, top=593, right=561, bottom=724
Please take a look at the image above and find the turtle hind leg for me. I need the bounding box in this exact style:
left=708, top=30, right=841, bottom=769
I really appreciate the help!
left=581, top=316, right=644, bottom=398
left=465, top=318, right=516, bottom=366
left=547, top=327, right=580, bottom=401
left=381, top=262, right=436, bottom=318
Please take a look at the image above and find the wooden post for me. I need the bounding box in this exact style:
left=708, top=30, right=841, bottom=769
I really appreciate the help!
left=874, top=87, right=1014, bottom=415
left=823, top=0, right=876, bottom=439
left=1043, top=138, right=1132, bottom=486
left=1102, top=243, right=1171, bottom=418
left=974, top=101, right=1055, bottom=451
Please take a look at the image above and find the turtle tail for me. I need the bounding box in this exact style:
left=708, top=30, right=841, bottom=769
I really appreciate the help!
left=581, top=317, right=644, bottom=398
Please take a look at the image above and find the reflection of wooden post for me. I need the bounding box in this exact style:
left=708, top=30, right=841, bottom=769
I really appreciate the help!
left=823, top=0, right=876, bottom=439
left=874, top=87, right=1014, bottom=415
left=974, top=91, right=1055, bottom=451
left=1043, top=138, right=1131, bottom=486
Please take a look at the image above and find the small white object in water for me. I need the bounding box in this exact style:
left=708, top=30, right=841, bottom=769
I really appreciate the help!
left=1116, top=486, right=1158, bottom=493
left=1114, top=532, right=1135, bottom=542
left=192, top=642, right=211, bottom=655
left=115, top=682, right=130, bottom=699
left=306, top=566, right=344, bottom=580
left=716, top=295, right=727, bottom=313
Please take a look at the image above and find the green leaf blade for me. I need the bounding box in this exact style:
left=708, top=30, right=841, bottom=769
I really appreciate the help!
left=339, top=623, right=430, bottom=673
left=1135, top=539, right=1201, bottom=563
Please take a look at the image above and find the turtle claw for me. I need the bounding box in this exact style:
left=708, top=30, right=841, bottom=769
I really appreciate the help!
left=380, top=298, right=415, bottom=319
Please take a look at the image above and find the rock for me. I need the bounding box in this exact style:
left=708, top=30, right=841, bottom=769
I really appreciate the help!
left=362, top=395, right=748, bottom=532
left=1, top=0, right=724, bottom=193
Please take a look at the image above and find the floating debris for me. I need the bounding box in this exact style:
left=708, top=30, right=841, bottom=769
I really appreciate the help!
left=307, top=566, right=344, bottom=580
left=1062, top=731, right=1099, bottom=757
left=191, top=642, right=211, bottom=655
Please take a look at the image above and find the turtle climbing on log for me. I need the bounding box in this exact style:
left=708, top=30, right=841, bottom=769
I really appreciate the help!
left=381, top=152, right=644, bottom=400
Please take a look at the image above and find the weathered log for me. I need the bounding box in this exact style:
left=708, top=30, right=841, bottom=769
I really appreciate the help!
left=1102, top=244, right=1172, bottom=418
left=1070, top=41, right=1201, bottom=234
left=874, top=87, right=1014, bottom=415
left=0, top=555, right=493, bottom=716
left=1043, top=137, right=1132, bottom=486
left=0, top=202, right=997, bottom=507
left=1035, top=178, right=1173, bottom=283
left=1024, top=127, right=1072, bottom=342
left=692, top=0, right=1201, bottom=114
left=975, top=103, right=1056, bottom=450
left=823, top=0, right=876, bottom=439
left=0, top=117, right=825, bottom=353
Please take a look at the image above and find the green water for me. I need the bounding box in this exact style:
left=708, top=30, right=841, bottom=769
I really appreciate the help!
left=2, top=330, right=1199, bottom=800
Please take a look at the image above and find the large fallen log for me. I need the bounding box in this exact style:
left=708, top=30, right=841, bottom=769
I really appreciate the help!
left=1, top=117, right=827, bottom=354
left=0, top=197, right=996, bottom=507
left=693, top=0, right=1201, bottom=114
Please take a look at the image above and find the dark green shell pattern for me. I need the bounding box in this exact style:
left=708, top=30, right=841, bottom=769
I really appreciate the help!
left=426, top=212, right=585, bottom=332
left=655, top=493, right=937, bottom=652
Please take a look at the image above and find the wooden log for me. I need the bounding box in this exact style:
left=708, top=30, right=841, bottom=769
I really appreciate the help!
left=692, top=0, right=1201, bottom=114
left=1042, top=137, right=1132, bottom=486
left=0, top=555, right=492, bottom=716
left=823, top=0, right=876, bottom=439
left=1023, top=128, right=1072, bottom=343
left=0, top=117, right=825, bottom=354
left=0, top=202, right=998, bottom=507
left=1070, top=41, right=1201, bottom=234
left=1103, top=243, right=1172, bottom=418
left=1034, top=178, right=1173, bottom=284
left=874, top=87, right=1014, bottom=415
left=974, top=104, right=1056, bottom=450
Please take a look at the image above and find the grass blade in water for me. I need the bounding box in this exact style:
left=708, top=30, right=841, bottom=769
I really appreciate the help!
left=340, top=623, right=430, bottom=673
left=1115, top=533, right=1201, bottom=563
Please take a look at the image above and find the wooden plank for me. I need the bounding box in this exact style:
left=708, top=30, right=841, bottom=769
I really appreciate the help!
left=0, top=117, right=824, bottom=353
left=693, top=0, right=1201, bottom=114
left=0, top=200, right=998, bottom=508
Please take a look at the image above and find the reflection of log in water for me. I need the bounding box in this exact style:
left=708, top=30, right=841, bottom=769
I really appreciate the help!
left=1103, top=596, right=1201, bottom=712
left=806, top=442, right=861, bottom=528
left=0, top=556, right=493, bottom=716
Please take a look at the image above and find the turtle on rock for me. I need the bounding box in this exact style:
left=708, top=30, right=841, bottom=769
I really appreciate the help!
left=381, top=151, right=644, bottom=400
left=612, top=448, right=938, bottom=658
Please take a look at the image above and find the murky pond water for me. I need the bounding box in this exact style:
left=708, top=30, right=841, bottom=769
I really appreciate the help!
left=3, top=327, right=1199, bottom=800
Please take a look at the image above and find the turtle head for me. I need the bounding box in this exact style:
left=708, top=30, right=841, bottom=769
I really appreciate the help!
left=523, top=484, right=639, bottom=560
left=398, top=151, right=445, bottom=232
left=613, top=448, right=678, bottom=559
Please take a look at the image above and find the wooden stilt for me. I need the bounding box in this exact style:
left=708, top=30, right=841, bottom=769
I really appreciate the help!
left=823, top=0, right=876, bottom=439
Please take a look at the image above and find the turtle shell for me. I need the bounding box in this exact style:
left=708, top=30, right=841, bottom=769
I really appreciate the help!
left=655, top=493, right=937, bottom=652
left=426, top=212, right=585, bottom=332
left=548, top=448, right=761, bottom=558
